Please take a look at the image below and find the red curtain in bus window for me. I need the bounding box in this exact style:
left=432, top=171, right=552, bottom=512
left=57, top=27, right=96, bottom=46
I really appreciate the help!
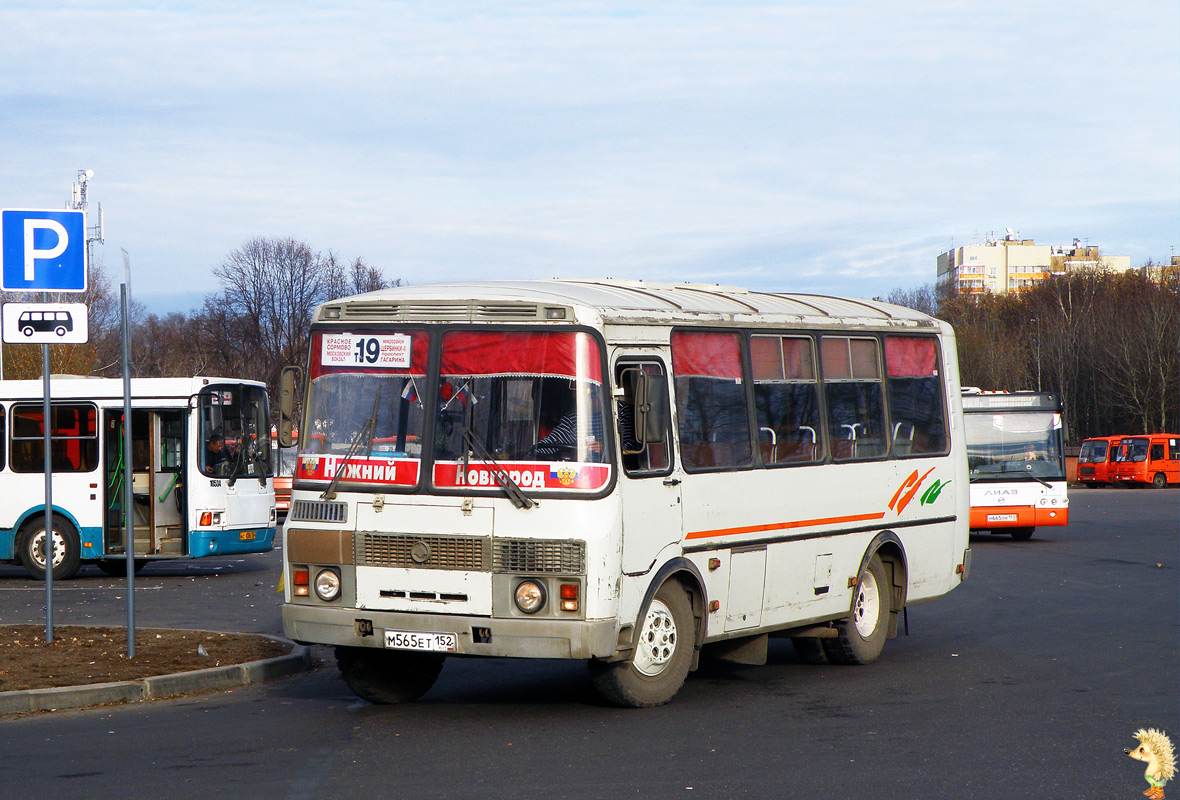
left=885, top=337, right=938, bottom=377
left=671, top=331, right=742, bottom=378
left=440, top=331, right=603, bottom=382
left=309, top=330, right=430, bottom=379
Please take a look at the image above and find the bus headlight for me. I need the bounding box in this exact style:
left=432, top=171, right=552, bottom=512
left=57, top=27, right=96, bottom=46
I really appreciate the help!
left=314, top=568, right=342, bottom=602
left=514, top=579, right=546, bottom=614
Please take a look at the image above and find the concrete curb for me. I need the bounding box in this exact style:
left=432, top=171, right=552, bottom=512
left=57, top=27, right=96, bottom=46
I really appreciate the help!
left=0, top=635, right=312, bottom=716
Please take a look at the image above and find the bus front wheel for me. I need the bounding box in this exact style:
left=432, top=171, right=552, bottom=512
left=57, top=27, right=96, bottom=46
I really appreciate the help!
left=19, top=518, right=82, bottom=581
left=335, top=646, right=444, bottom=704
left=824, top=554, right=889, bottom=665
left=1152, top=472, right=1167, bottom=489
left=589, top=579, right=694, bottom=708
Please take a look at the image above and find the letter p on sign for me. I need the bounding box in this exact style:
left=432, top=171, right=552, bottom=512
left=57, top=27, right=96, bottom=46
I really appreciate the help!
left=1, top=209, right=88, bottom=292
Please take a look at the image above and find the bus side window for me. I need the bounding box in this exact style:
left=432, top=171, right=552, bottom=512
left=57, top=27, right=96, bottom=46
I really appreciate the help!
left=671, top=331, right=753, bottom=472
left=821, top=337, right=886, bottom=460
left=884, top=336, right=948, bottom=457
left=750, top=334, right=821, bottom=465
left=616, top=362, right=671, bottom=475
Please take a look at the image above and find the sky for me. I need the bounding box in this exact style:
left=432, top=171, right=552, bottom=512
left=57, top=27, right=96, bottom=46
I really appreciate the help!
left=1, top=1, right=1177, bottom=314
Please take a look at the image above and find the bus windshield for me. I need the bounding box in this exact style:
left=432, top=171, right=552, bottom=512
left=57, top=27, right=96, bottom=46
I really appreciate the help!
left=1078, top=439, right=1109, bottom=463
left=1114, top=438, right=1150, bottom=462
left=295, top=328, right=610, bottom=493
left=199, top=384, right=271, bottom=478
left=964, top=410, right=1065, bottom=480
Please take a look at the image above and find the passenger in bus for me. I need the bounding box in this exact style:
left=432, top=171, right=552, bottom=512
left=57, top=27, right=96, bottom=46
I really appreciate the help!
left=205, top=432, right=227, bottom=472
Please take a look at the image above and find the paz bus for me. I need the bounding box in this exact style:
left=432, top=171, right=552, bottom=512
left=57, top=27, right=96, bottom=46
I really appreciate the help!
left=961, top=390, right=1067, bottom=540
left=0, top=376, right=277, bottom=580
left=1111, top=434, right=1179, bottom=488
left=1077, top=435, right=1121, bottom=487
left=277, top=280, right=971, bottom=707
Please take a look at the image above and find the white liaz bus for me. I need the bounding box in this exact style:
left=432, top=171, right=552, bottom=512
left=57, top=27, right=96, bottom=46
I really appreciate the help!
left=278, top=280, right=971, bottom=707
left=0, top=376, right=277, bottom=580
left=960, top=390, right=1068, bottom=541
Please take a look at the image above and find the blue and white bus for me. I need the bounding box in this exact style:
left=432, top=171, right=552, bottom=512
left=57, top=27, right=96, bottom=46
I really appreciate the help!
left=0, top=376, right=276, bottom=580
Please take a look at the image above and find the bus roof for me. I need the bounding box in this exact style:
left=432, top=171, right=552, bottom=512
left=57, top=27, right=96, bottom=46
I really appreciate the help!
left=313, top=279, right=946, bottom=331
left=0, top=376, right=266, bottom=402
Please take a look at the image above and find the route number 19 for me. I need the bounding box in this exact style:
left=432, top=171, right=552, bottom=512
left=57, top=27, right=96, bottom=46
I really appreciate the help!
left=354, top=337, right=380, bottom=364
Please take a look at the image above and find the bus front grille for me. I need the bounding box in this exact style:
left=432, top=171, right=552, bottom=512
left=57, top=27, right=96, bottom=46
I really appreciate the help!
left=289, top=499, right=348, bottom=524
left=357, top=533, right=489, bottom=571
left=493, top=539, right=585, bottom=574
left=353, top=534, right=586, bottom=575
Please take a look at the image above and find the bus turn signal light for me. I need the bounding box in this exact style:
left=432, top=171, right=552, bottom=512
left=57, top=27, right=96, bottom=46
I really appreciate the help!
left=560, top=583, right=578, bottom=612
left=293, top=567, right=310, bottom=597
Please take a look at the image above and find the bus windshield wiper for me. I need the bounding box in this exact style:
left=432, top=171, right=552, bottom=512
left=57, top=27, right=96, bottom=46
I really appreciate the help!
left=460, top=427, right=536, bottom=510
left=1020, top=464, right=1053, bottom=488
left=321, top=388, right=382, bottom=500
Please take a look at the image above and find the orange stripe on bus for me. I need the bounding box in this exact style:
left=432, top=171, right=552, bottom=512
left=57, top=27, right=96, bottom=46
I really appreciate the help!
left=685, top=511, right=887, bottom=541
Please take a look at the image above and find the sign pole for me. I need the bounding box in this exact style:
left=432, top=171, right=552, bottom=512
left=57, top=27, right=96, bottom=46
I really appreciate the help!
left=121, top=250, right=136, bottom=658
left=42, top=335, right=54, bottom=642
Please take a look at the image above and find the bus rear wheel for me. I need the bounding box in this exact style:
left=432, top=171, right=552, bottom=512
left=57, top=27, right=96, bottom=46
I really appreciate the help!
left=1009, top=527, right=1034, bottom=540
left=823, top=554, right=889, bottom=665
left=335, top=646, right=444, bottom=704
left=19, top=518, right=82, bottom=581
left=589, top=579, right=694, bottom=708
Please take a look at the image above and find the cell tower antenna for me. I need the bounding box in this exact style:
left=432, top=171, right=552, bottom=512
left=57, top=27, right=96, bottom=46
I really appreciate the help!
left=69, top=169, right=103, bottom=262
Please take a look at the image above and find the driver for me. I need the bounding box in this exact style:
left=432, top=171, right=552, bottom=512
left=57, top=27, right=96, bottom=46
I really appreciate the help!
left=205, top=432, right=227, bottom=473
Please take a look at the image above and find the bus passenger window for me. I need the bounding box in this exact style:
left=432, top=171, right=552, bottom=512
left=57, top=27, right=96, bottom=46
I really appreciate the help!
left=671, top=331, right=752, bottom=471
left=821, top=337, right=886, bottom=460
left=750, top=335, right=821, bottom=465
left=9, top=403, right=99, bottom=473
left=884, top=336, right=948, bottom=456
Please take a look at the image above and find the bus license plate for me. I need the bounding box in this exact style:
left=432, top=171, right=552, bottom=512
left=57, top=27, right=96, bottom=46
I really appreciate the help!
left=239, top=530, right=257, bottom=541
left=987, top=514, right=1018, bottom=523
left=385, top=629, right=458, bottom=653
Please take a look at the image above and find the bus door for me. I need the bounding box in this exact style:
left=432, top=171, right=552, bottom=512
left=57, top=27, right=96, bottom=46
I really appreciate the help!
left=103, top=409, right=188, bottom=557
left=615, top=357, right=682, bottom=575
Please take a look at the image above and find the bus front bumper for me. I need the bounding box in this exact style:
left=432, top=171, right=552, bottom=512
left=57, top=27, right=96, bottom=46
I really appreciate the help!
left=282, top=604, right=621, bottom=661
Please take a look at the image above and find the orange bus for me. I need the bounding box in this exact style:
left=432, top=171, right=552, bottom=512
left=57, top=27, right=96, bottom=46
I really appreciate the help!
left=1076, top=436, right=1121, bottom=487
left=1111, top=434, right=1179, bottom=488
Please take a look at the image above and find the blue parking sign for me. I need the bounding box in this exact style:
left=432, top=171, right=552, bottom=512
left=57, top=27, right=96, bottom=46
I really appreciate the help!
left=1, top=209, right=88, bottom=292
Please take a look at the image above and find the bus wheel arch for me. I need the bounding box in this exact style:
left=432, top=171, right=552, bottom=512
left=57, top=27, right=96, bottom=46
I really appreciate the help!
left=589, top=561, right=705, bottom=708
left=18, top=515, right=82, bottom=581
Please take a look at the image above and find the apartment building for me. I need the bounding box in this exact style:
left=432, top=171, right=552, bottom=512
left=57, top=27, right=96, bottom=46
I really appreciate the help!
left=936, top=231, right=1132, bottom=296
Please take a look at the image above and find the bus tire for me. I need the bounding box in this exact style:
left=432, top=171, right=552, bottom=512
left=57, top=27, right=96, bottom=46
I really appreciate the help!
left=95, top=559, right=148, bottom=576
left=791, top=636, right=830, bottom=665
left=589, top=580, right=694, bottom=708
left=19, top=517, right=82, bottom=581
left=1009, top=527, right=1034, bottom=541
left=823, top=554, right=889, bottom=665
left=1152, top=472, right=1167, bottom=489
left=335, top=646, right=444, bottom=704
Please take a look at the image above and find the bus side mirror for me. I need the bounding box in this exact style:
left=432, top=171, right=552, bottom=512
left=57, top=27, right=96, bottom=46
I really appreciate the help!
left=632, top=372, right=670, bottom=445
left=278, top=366, right=302, bottom=447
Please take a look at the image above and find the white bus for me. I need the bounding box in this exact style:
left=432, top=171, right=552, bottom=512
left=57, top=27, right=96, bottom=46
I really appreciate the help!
left=960, top=390, right=1068, bottom=540
left=0, top=376, right=277, bottom=580
left=279, top=280, right=971, bottom=707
